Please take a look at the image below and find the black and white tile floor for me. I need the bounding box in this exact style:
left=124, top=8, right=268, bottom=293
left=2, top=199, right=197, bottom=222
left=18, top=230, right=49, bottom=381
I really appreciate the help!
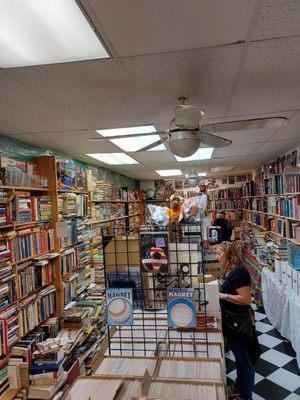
left=226, top=304, right=300, bottom=400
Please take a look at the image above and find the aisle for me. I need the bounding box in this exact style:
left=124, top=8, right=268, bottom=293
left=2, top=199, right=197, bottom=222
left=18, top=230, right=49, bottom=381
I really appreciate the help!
left=226, top=304, right=300, bottom=400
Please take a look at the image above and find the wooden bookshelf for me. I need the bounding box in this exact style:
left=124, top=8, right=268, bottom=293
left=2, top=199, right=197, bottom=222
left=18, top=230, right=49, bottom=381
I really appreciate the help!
left=0, top=185, right=49, bottom=192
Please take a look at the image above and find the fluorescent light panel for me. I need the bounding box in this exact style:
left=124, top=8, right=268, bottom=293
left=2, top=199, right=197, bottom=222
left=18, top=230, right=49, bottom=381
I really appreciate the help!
left=96, top=125, right=156, bottom=137
left=110, top=135, right=161, bottom=152
left=175, top=148, right=214, bottom=161
left=0, top=0, right=109, bottom=68
left=156, top=169, right=183, bottom=177
left=86, top=153, right=138, bottom=165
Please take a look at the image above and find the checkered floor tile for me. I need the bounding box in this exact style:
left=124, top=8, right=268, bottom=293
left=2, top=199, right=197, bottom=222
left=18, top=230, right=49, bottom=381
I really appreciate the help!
left=226, top=305, right=300, bottom=399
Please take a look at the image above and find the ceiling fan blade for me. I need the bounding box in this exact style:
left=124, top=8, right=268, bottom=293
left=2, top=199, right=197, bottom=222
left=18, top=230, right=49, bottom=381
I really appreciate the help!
left=198, top=132, right=232, bottom=148
left=135, top=139, right=164, bottom=152
left=89, top=131, right=164, bottom=141
left=175, top=105, right=205, bottom=129
left=201, top=117, right=289, bottom=134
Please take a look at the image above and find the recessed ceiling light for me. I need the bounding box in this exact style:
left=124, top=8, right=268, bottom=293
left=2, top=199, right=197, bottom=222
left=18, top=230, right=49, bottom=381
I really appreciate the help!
left=185, top=172, right=207, bottom=177
left=148, top=143, right=167, bottom=151
left=156, top=170, right=183, bottom=177
left=175, top=148, right=214, bottom=161
left=110, top=135, right=161, bottom=152
left=86, top=153, right=138, bottom=165
left=96, top=125, right=156, bottom=137
left=210, top=166, right=234, bottom=172
left=0, top=0, right=109, bottom=68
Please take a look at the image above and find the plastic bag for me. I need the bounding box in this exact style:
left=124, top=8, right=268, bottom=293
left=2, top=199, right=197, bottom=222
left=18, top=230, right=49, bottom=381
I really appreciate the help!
left=147, top=204, right=170, bottom=226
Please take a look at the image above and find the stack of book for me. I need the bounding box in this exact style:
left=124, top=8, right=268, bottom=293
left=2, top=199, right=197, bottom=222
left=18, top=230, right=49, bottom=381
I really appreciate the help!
left=76, top=242, right=92, bottom=270
left=59, top=193, right=78, bottom=218
left=0, top=303, right=19, bottom=355
left=59, top=220, right=76, bottom=248
left=0, top=190, right=9, bottom=226
left=37, top=196, right=52, bottom=221
left=0, top=259, right=16, bottom=308
left=12, top=192, right=33, bottom=223
left=76, top=194, right=88, bottom=217
left=29, top=339, right=66, bottom=400
left=62, top=308, right=90, bottom=328
left=75, top=218, right=92, bottom=243
left=0, top=235, right=10, bottom=260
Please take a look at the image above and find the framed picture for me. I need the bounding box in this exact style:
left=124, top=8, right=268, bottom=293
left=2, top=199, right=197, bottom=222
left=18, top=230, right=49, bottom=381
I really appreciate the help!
left=228, top=175, right=235, bottom=185
left=154, top=180, right=165, bottom=189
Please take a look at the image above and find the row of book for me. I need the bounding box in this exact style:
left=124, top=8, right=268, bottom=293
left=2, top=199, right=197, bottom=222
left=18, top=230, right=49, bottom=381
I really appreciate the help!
left=59, top=218, right=92, bottom=249
left=254, top=149, right=298, bottom=178
left=243, top=174, right=300, bottom=197
left=209, top=187, right=243, bottom=200
left=17, top=254, right=57, bottom=300
left=9, top=225, right=55, bottom=263
left=210, top=199, right=242, bottom=211
left=244, top=211, right=300, bottom=242
left=91, top=202, right=126, bottom=222
left=243, top=195, right=300, bottom=220
left=91, top=181, right=122, bottom=201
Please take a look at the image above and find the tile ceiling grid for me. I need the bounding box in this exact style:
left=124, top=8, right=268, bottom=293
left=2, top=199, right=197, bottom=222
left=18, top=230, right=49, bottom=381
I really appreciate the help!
left=0, top=1, right=299, bottom=179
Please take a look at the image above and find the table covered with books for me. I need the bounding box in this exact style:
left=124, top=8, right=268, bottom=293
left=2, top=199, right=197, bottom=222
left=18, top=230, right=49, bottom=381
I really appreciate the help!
left=261, top=268, right=300, bottom=368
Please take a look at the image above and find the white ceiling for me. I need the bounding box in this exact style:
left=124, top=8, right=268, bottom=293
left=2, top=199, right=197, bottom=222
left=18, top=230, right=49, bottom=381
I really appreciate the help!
left=0, top=0, right=300, bottom=180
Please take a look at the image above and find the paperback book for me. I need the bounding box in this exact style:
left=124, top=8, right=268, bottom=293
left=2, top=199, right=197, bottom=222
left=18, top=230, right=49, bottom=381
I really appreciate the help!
left=106, top=288, right=133, bottom=326
left=167, top=288, right=196, bottom=329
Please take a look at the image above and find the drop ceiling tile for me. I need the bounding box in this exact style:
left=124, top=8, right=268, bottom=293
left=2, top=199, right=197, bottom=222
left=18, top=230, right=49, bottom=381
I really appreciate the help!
left=6, top=59, right=148, bottom=130
left=217, top=128, right=276, bottom=145
left=213, top=143, right=261, bottom=158
left=0, top=70, right=83, bottom=132
left=129, top=151, right=176, bottom=164
left=88, top=0, right=255, bottom=56
left=35, top=131, right=121, bottom=153
left=251, top=0, right=300, bottom=41
left=229, top=37, right=300, bottom=116
left=254, top=139, right=300, bottom=155
left=123, top=44, right=244, bottom=120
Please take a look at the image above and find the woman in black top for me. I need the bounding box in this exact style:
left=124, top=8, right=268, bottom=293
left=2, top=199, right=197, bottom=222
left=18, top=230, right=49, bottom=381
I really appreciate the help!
left=215, top=242, right=256, bottom=400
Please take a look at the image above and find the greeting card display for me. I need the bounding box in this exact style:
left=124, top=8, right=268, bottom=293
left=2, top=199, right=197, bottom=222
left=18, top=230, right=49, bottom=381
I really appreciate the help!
left=167, top=288, right=196, bottom=328
left=140, top=232, right=169, bottom=273
left=106, top=288, right=133, bottom=326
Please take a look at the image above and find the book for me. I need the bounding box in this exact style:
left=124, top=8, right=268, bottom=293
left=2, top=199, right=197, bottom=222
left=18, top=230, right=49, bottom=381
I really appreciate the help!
left=106, top=288, right=133, bottom=326
left=167, top=288, right=196, bottom=329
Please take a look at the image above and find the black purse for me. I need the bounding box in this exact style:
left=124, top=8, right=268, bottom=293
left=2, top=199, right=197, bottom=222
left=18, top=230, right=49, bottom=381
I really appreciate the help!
left=222, top=308, right=253, bottom=341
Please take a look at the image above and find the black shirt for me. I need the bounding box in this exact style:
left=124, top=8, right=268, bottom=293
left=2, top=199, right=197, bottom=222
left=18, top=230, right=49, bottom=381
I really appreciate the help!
left=213, top=218, right=233, bottom=242
left=220, top=266, right=251, bottom=313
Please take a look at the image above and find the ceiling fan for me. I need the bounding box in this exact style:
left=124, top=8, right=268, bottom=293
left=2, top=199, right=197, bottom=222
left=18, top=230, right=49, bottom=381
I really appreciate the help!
left=90, top=97, right=289, bottom=158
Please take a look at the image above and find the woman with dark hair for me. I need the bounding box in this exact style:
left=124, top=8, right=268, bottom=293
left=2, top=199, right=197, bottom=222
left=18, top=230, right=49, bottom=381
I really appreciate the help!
left=215, top=242, right=260, bottom=400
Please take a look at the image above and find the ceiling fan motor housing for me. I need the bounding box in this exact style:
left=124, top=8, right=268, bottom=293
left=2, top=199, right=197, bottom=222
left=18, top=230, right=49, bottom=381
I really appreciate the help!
left=168, top=130, right=201, bottom=157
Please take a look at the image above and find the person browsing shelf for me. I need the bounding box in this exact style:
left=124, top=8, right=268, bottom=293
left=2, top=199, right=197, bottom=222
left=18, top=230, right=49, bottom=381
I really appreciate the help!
left=213, top=211, right=233, bottom=242
left=215, top=242, right=260, bottom=400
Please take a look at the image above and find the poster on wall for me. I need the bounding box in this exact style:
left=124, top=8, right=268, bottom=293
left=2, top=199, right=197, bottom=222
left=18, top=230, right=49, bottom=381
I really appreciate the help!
left=57, top=161, right=76, bottom=190
left=207, top=178, right=219, bottom=190
left=167, top=288, right=196, bottom=328
left=228, top=176, right=236, bottom=185
left=140, top=232, right=169, bottom=273
left=106, top=288, right=133, bottom=326
left=221, top=177, right=228, bottom=185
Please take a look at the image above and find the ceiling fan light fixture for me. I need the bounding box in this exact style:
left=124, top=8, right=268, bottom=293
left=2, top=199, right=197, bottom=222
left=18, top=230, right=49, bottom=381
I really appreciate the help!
left=168, top=131, right=200, bottom=158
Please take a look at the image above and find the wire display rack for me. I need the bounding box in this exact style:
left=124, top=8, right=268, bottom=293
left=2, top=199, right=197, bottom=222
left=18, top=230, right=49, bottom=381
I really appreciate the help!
left=103, top=222, right=212, bottom=358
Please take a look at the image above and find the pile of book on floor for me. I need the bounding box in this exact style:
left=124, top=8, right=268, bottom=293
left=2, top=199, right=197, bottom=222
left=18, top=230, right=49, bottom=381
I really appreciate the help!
left=28, top=338, right=67, bottom=400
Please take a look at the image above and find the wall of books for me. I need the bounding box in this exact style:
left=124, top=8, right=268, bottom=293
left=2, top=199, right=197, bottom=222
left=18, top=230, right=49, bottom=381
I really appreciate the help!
left=0, top=155, right=144, bottom=400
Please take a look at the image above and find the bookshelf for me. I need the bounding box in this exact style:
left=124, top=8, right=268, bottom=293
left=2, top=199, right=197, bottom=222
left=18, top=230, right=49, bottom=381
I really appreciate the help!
left=242, top=171, right=300, bottom=244
left=208, top=187, right=243, bottom=222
